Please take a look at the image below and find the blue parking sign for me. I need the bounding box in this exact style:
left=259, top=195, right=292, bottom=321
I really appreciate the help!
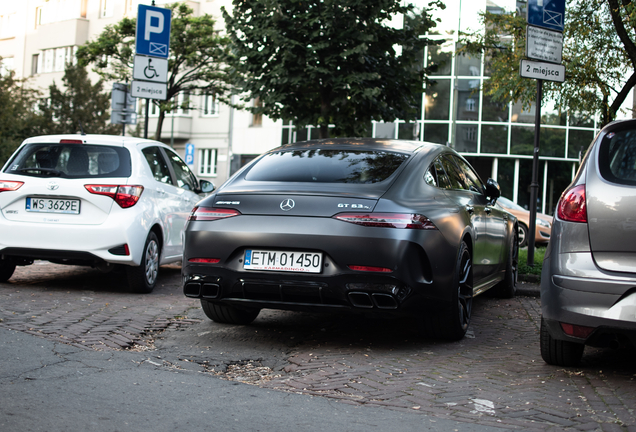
left=527, top=0, right=565, bottom=32
left=185, top=142, right=195, bottom=166
left=136, top=5, right=171, bottom=58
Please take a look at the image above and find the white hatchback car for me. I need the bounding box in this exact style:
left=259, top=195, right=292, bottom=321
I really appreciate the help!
left=0, top=134, right=214, bottom=292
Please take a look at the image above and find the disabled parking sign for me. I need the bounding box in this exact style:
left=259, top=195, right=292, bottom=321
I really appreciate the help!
left=136, top=4, right=171, bottom=59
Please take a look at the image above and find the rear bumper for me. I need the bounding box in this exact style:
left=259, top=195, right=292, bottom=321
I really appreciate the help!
left=541, top=248, right=636, bottom=347
left=0, top=215, right=148, bottom=266
left=182, top=215, right=461, bottom=316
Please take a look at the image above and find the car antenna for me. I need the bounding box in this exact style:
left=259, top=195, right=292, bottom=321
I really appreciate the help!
left=78, top=120, right=86, bottom=136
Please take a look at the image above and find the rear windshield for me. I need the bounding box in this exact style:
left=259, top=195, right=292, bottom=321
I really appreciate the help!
left=3, top=143, right=131, bottom=178
left=245, top=149, right=410, bottom=184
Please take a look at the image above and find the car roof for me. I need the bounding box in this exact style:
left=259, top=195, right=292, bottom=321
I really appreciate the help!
left=273, top=138, right=443, bottom=154
left=21, top=134, right=163, bottom=148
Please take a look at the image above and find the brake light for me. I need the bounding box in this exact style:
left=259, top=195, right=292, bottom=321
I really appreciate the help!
left=188, top=258, right=221, bottom=263
left=348, top=265, right=393, bottom=273
left=188, top=207, right=241, bottom=221
left=84, top=184, right=144, bottom=208
left=60, top=139, right=84, bottom=144
left=557, top=184, right=587, bottom=223
left=0, top=180, right=24, bottom=192
left=560, top=322, right=594, bottom=339
left=334, top=213, right=437, bottom=230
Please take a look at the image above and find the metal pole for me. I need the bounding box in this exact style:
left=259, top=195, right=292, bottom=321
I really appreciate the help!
left=528, top=79, right=542, bottom=267
left=144, top=98, right=149, bottom=139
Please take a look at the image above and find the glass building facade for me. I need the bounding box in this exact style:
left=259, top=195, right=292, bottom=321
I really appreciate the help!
left=281, top=0, right=614, bottom=215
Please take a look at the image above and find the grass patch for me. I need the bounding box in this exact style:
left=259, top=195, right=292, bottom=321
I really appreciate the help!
left=518, top=246, right=547, bottom=276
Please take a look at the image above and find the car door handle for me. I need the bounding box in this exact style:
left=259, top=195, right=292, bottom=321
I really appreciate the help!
left=466, top=205, right=474, bottom=214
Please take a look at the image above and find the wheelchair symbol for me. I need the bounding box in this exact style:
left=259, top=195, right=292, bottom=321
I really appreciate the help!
left=144, top=58, right=159, bottom=79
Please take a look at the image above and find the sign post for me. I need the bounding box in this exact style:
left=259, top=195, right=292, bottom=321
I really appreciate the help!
left=523, top=0, right=566, bottom=266
left=111, top=83, right=137, bottom=136
left=134, top=4, right=171, bottom=138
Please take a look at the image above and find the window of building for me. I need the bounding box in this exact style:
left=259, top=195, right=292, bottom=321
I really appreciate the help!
left=201, top=94, right=219, bottom=116
left=101, top=0, right=114, bottom=18
left=36, top=0, right=86, bottom=27
left=198, top=148, right=217, bottom=177
left=0, top=13, right=17, bottom=39
left=0, top=57, right=14, bottom=76
left=31, top=54, right=40, bottom=76
left=465, top=98, right=476, bottom=112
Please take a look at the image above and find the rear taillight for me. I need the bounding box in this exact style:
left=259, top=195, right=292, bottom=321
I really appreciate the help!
left=557, top=184, right=587, bottom=223
left=85, top=185, right=144, bottom=208
left=560, top=322, right=594, bottom=339
left=348, top=265, right=393, bottom=273
left=0, top=181, right=24, bottom=192
left=334, top=212, right=437, bottom=230
left=188, top=258, right=221, bottom=263
left=188, top=206, right=241, bottom=221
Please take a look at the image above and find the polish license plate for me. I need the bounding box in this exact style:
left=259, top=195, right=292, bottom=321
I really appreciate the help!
left=244, top=250, right=323, bottom=273
left=26, top=197, right=81, bottom=214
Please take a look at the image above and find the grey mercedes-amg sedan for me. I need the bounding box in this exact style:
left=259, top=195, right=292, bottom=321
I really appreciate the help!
left=183, top=138, right=518, bottom=340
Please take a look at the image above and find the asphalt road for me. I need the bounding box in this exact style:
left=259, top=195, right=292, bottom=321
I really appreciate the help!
left=1, top=262, right=635, bottom=431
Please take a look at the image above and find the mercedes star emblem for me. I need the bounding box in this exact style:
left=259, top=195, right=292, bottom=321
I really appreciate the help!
left=280, top=199, right=295, bottom=211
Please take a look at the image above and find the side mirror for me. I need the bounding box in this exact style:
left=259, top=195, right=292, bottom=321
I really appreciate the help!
left=485, top=178, right=501, bottom=204
left=198, top=179, right=215, bottom=194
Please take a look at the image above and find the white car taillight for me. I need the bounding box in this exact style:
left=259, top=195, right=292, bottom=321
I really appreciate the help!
left=0, top=180, right=24, bottom=192
left=85, top=185, right=144, bottom=208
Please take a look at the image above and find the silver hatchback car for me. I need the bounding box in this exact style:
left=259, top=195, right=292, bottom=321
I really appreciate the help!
left=541, top=119, right=636, bottom=366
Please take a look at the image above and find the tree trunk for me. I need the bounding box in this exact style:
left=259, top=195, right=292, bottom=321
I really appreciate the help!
left=155, top=107, right=166, bottom=141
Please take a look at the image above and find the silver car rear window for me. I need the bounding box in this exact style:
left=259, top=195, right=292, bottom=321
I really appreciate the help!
left=245, top=149, right=410, bottom=184
left=4, top=144, right=132, bottom=178
left=599, top=129, right=636, bottom=186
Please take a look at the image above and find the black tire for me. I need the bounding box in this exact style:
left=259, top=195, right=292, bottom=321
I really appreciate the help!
left=422, top=241, right=473, bottom=340
left=0, top=258, right=16, bottom=282
left=518, top=223, right=529, bottom=248
left=491, top=226, right=518, bottom=298
left=126, top=231, right=160, bottom=293
left=201, top=300, right=260, bottom=325
left=540, top=317, right=584, bottom=366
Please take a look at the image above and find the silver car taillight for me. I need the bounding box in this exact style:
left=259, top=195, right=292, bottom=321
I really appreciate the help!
left=557, top=184, right=587, bottom=223
left=188, top=206, right=241, bottom=221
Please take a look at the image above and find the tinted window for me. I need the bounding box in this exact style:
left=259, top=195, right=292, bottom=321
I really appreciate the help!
left=165, top=149, right=197, bottom=191
left=142, top=147, right=173, bottom=185
left=245, top=149, right=410, bottom=184
left=440, top=155, right=467, bottom=190
left=599, top=129, right=636, bottom=185
left=4, top=144, right=131, bottom=178
left=452, top=155, right=485, bottom=193
left=425, top=158, right=452, bottom=189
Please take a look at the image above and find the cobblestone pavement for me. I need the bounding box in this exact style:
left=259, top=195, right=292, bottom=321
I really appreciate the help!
left=1, top=262, right=636, bottom=431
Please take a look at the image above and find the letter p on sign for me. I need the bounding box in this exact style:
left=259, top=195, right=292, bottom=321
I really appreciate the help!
left=145, top=10, right=164, bottom=40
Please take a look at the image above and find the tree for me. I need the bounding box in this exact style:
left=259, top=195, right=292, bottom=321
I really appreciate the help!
left=460, top=0, right=636, bottom=126
left=222, top=0, right=444, bottom=138
left=0, top=66, right=41, bottom=165
left=37, top=63, right=121, bottom=135
left=77, top=3, right=233, bottom=141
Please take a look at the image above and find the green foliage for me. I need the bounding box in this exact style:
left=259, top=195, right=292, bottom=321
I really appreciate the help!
left=460, top=0, right=636, bottom=126
left=0, top=68, right=41, bottom=165
left=77, top=2, right=233, bottom=140
left=519, top=246, right=546, bottom=276
left=37, top=63, right=120, bottom=136
left=222, top=0, right=444, bottom=138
